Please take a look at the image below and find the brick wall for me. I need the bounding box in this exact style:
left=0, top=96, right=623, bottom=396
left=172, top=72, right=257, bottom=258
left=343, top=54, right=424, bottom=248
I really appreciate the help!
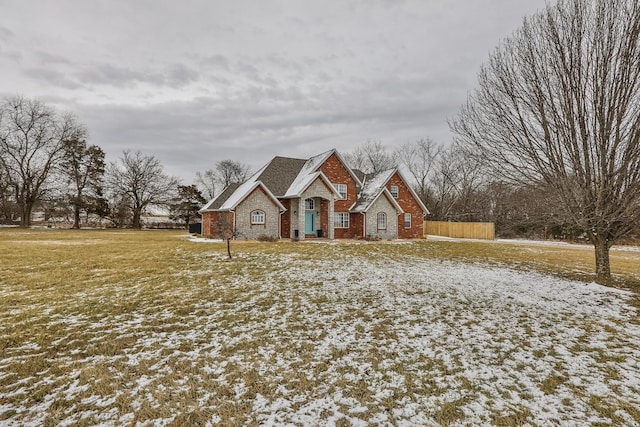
left=280, top=199, right=291, bottom=238
left=202, top=211, right=234, bottom=239
left=318, top=153, right=359, bottom=238
left=387, top=172, right=425, bottom=239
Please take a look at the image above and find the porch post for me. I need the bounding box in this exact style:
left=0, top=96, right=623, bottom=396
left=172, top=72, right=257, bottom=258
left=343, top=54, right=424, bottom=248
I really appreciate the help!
left=328, top=197, right=334, bottom=239
left=298, top=197, right=306, bottom=240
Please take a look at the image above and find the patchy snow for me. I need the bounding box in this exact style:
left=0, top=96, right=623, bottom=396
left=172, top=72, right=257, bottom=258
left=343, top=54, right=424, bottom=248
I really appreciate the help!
left=185, top=235, right=223, bottom=243
left=1, top=248, right=639, bottom=426
left=430, top=234, right=640, bottom=254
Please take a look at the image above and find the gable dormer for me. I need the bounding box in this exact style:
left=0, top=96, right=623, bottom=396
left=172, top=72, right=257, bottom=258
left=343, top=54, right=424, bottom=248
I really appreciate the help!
left=310, top=149, right=361, bottom=211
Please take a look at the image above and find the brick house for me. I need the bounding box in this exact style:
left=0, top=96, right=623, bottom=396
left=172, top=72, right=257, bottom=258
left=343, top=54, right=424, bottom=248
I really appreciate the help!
left=199, top=149, right=429, bottom=240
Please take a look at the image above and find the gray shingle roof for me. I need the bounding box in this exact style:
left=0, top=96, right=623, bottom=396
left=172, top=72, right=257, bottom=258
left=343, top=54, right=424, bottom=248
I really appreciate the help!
left=352, top=169, right=366, bottom=183
left=206, top=182, right=240, bottom=210
left=255, top=156, right=307, bottom=197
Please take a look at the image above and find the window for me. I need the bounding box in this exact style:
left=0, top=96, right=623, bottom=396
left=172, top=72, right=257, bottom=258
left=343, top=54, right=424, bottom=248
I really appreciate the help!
left=334, top=183, right=347, bottom=199
left=377, top=212, right=387, bottom=230
left=305, top=198, right=315, bottom=210
left=334, top=212, right=349, bottom=228
left=251, top=210, right=265, bottom=225
left=390, top=185, right=399, bottom=198
left=404, top=213, right=411, bottom=228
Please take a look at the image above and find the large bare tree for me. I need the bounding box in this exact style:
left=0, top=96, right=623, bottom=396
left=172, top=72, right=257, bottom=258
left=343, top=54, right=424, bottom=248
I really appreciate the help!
left=215, top=159, right=251, bottom=189
left=195, top=159, right=250, bottom=200
left=107, top=150, right=178, bottom=229
left=395, top=138, right=441, bottom=204
left=60, top=139, right=105, bottom=229
left=345, top=140, right=396, bottom=175
left=451, top=0, right=640, bottom=284
left=0, top=96, right=86, bottom=227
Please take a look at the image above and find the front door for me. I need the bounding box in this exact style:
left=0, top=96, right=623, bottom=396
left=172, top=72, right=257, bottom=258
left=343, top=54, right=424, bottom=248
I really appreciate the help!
left=305, top=211, right=315, bottom=234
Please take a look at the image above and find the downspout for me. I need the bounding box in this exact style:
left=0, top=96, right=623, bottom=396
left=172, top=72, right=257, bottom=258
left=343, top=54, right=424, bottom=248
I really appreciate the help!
left=361, top=212, right=366, bottom=238
left=232, top=211, right=237, bottom=238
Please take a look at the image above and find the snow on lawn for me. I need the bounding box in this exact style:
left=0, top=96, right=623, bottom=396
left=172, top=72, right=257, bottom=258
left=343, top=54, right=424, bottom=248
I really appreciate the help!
left=1, top=249, right=639, bottom=426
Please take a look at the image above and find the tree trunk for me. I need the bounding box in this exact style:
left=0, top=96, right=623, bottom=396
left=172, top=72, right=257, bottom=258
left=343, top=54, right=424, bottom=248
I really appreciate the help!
left=73, top=205, right=81, bottom=229
left=227, top=238, right=232, bottom=259
left=593, top=236, right=611, bottom=285
left=19, top=202, right=32, bottom=228
left=132, top=209, right=142, bottom=229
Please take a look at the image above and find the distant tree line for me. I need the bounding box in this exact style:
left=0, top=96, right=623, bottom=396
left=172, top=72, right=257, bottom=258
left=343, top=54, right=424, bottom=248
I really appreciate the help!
left=0, top=95, right=251, bottom=230
left=344, top=139, right=640, bottom=243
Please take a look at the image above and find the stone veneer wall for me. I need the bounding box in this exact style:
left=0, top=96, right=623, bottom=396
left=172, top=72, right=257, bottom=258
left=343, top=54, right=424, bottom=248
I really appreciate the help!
left=365, top=194, right=398, bottom=240
left=291, top=178, right=335, bottom=240
left=235, top=187, right=281, bottom=240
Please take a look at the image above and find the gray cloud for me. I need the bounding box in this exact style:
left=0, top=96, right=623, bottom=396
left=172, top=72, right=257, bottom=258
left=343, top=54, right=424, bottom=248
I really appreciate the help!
left=35, top=51, right=72, bottom=65
left=0, top=27, right=14, bottom=41
left=74, top=62, right=200, bottom=88
left=24, top=68, right=83, bottom=90
left=0, top=0, right=548, bottom=183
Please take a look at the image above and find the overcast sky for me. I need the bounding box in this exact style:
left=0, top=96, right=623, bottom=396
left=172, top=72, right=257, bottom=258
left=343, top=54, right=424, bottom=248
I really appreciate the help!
left=1, top=0, right=548, bottom=183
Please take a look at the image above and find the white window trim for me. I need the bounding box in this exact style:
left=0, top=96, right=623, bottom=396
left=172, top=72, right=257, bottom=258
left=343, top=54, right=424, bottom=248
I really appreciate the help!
left=305, top=198, right=315, bottom=210
left=251, top=210, right=265, bottom=225
left=377, top=212, right=387, bottom=230
left=390, top=185, right=399, bottom=198
left=404, top=213, right=411, bottom=229
left=334, top=212, right=349, bottom=228
left=334, top=183, right=347, bottom=199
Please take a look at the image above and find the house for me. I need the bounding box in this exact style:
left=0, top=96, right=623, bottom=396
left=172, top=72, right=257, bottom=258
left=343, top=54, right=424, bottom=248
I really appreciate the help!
left=199, top=149, right=429, bottom=240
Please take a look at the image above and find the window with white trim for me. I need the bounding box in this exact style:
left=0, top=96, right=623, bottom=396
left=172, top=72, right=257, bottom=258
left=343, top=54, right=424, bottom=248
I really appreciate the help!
left=390, top=185, right=399, bottom=198
left=334, top=183, right=347, bottom=199
left=404, top=213, right=411, bottom=228
left=305, top=198, right=315, bottom=210
left=251, top=210, right=265, bottom=225
left=377, top=212, right=387, bottom=230
left=334, top=212, right=349, bottom=228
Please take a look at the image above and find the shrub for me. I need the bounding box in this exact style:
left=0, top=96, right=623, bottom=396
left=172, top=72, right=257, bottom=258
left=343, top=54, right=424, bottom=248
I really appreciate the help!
left=257, top=234, right=279, bottom=242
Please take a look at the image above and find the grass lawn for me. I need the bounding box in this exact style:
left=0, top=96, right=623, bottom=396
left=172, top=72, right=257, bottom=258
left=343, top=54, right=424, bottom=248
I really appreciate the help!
left=1, top=228, right=639, bottom=426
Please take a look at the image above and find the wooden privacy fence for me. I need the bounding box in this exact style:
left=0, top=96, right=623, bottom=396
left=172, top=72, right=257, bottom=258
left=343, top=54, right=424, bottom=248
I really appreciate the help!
left=425, top=221, right=495, bottom=240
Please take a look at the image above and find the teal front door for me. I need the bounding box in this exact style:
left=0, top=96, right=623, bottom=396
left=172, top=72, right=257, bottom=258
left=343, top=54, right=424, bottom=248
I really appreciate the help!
left=305, top=211, right=315, bottom=234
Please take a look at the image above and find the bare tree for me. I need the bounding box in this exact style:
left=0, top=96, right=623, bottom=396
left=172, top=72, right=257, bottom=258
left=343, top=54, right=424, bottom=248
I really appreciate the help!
left=426, top=146, right=465, bottom=221
left=450, top=0, right=640, bottom=284
left=395, top=138, right=441, bottom=203
left=195, top=160, right=250, bottom=200
left=107, top=150, right=179, bottom=229
left=60, top=139, right=105, bottom=229
left=215, top=160, right=250, bottom=189
left=345, top=140, right=396, bottom=174
left=195, top=169, right=216, bottom=200
left=0, top=96, right=86, bottom=227
left=0, top=161, right=17, bottom=223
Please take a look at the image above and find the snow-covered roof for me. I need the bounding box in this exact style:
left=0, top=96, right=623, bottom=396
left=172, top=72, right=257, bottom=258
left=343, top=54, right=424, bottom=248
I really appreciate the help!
left=351, top=169, right=403, bottom=213
left=198, top=148, right=430, bottom=217
left=199, top=180, right=285, bottom=213
left=283, top=171, right=341, bottom=198
left=352, top=167, right=430, bottom=215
